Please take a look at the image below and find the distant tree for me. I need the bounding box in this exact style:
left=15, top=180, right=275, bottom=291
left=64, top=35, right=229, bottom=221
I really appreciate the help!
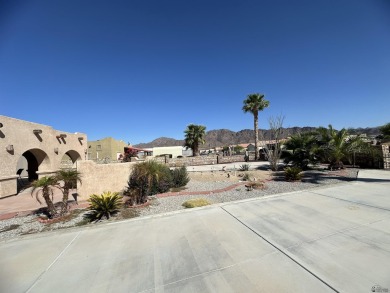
left=233, top=145, right=245, bottom=154
left=380, top=122, right=390, bottom=139
left=260, top=115, right=286, bottom=171
left=242, top=93, right=270, bottom=160
left=184, top=124, right=206, bottom=156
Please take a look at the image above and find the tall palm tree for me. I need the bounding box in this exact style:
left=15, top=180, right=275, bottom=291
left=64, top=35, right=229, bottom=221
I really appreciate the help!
left=242, top=93, right=270, bottom=160
left=184, top=124, right=206, bottom=156
left=56, top=169, right=82, bottom=215
left=31, top=176, right=58, bottom=218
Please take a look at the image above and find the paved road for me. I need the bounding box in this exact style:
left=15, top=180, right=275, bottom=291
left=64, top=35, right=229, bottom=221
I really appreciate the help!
left=1, top=170, right=389, bottom=292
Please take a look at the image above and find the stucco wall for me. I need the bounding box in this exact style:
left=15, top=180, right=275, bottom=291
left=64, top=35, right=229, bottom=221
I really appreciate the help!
left=383, top=144, right=390, bottom=170
left=88, top=137, right=127, bottom=161
left=152, top=154, right=254, bottom=167
left=0, top=115, right=87, bottom=197
left=152, top=146, right=183, bottom=158
left=76, top=161, right=135, bottom=199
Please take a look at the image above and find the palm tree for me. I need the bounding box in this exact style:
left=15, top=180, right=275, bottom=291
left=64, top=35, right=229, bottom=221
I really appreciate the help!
left=31, top=176, right=58, bottom=218
left=284, top=132, right=319, bottom=170
left=184, top=124, right=206, bottom=156
left=380, top=122, right=390, bottom=140
left=56, top=169, right=82, bottom=216
left=242, top=93, right=270, bottom=160
left=317, top=125, right=351, bottom=169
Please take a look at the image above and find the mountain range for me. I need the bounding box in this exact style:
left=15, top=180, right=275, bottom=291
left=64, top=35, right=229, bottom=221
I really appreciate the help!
left=134, top=126, right=381, bottom=148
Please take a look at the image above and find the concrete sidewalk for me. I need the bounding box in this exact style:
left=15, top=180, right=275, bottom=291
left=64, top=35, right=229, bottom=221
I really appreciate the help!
left=0, top=170, right=389, bottom=292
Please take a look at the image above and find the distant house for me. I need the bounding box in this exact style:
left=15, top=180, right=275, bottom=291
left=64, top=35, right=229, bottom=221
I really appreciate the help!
left=246, top=144, right=256, bottom=152
left=126, top=146, right=189, bottom=159
left=88, top=137, right=127, bottom=162
left=151, top=146, right=184, bottom=158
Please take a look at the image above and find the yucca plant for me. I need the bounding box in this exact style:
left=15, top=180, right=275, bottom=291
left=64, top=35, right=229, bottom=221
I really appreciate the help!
left=284, top=167, right=303, bottom=181
left=239, top=164, right=250, bottom=171
left=87, top=191, right=122, bottom=221
left=126, top=160, right=172, bottom=204
left=171, top=166, right=190, bottom=188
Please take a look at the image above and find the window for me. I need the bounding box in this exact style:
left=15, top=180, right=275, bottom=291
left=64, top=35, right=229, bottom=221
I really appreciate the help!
left=96, top=145, right=102, bottom=151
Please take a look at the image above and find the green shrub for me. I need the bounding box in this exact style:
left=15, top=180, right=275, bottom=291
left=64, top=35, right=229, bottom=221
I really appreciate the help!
left=239, top=164, right=250, bottom=171
left=182, top=198, right=211, bottom=208
left=126, top=160, right=172, bottom=204
left=87, top=191, right=122, bottom=220
left=171, top=166, right=190, bottom=188
left=285, top=167, right=303, bottom=181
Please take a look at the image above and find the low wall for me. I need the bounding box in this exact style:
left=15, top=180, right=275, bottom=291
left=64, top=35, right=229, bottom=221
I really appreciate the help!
left=152, top=154, right=256, bottom=167
left=77, top=161, right=135, bottom=199
left=383, top=144, right=390, bottom=170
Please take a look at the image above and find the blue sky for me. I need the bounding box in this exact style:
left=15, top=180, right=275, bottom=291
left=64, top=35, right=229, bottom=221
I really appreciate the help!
left=1, top=0, right=389, bottom=144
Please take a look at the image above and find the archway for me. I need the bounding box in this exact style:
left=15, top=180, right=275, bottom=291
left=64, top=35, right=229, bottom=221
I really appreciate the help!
left=21, top=149, right=50, bottom=181
left=61, top=150, right=82, bottom=169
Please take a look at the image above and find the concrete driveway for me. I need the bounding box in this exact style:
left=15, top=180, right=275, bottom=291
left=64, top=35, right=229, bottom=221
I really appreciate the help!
left=0, top=170, right=389, bottom=292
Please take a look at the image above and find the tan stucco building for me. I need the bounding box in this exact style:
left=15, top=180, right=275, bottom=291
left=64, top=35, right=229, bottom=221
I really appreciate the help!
left=87, top=137, right=127, bottom=162
left=0, top=115, right=87, bottom=198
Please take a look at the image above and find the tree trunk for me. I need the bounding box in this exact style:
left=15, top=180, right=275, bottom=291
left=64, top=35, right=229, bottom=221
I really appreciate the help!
left=43, top=192, right=57, bottom=218
left=193, top=144, right=199, bottom=156
left=254, top=112, right=259, bottom=160
left=60, top=187, right=69, bottom=216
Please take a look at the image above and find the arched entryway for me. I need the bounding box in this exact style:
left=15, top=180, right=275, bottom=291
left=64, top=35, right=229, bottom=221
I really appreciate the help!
left=20, top=149, right=50, bottom=181
left=61, top=150, right=82, bottom=169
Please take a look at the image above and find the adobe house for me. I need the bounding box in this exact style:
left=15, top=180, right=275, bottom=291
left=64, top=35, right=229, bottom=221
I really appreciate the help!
left=87, top=137, right=127, bottom=162
left=0, top=115, right=87, bottom=198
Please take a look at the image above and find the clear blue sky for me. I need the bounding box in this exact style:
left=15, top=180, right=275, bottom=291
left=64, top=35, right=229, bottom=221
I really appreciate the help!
left=1, top=0, right=389, bottom=144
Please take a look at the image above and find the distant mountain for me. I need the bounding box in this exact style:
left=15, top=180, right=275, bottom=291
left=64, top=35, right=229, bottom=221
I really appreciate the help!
left=134, top=126, right=381, bottom=148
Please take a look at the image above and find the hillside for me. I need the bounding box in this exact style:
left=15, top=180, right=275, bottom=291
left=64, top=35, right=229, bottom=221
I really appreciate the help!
left=134, top=126, right=381, bottom=148
left=136, top=126, right=383, bottom=148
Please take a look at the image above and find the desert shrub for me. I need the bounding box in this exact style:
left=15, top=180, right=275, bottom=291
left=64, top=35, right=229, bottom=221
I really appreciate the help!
left=245, top=182, right=265, bottom=190
left=87, top=191, right=122, bottom=221
left=123, top=148, right=138, bottom=162
left=242, top=173, right=250, bottom=181
left=126, top=160, right=172, bottom=204
left=171, top=166, right=190, bottom=188
left=239, top=164, right=250, bottom=171
left=182, top=198, right=211, bottom=208
left=285, top=167, right=303, bottom=181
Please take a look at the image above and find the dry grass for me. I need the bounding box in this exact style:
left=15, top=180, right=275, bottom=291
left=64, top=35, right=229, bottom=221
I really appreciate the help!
left=182, top=198, right=211, bottom=208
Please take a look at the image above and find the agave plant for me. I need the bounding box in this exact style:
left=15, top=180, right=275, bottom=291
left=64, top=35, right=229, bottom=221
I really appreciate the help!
left=284, top=167, right=303, bottom=181
left=87, top=191, right=122, bottom=221
left=239, top=164, right=250, bottom=171
left=31, top=176, right=59, bottom=218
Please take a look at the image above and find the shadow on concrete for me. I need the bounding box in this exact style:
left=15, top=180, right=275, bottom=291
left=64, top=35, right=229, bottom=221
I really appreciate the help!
left=356, top=178, right=390, bottom=183
left=272, top=170, right=358, bottom=184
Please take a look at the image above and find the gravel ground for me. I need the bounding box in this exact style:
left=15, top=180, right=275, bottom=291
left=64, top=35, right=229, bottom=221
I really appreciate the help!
left=0, top=168, right=359, bottom=242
